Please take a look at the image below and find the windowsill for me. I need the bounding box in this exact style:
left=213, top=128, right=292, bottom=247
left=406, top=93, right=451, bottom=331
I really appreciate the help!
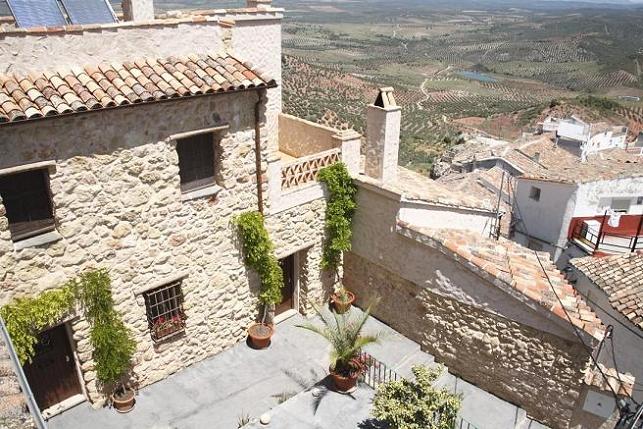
left=13, top=230, right=62, bottom=251
left=180, top=184, right=222, bottom=202
left=42, top=394, right=86, bottom=419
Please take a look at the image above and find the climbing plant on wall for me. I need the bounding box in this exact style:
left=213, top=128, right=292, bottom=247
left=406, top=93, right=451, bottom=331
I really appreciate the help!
left=235, top=211, right=283, bottom=320
left=0, top=285, right=77, bottom=364
left=318, top=162, right=358, bottom=273
left=0, top=269, right=135, bottom=387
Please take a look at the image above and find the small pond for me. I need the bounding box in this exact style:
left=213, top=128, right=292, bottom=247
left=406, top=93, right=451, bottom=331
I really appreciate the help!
left=457, top=70, right=498, bottom=83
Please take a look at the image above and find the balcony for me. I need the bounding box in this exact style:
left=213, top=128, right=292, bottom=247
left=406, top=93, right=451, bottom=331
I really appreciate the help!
left=569, top=214, right=643, bottom=255
left=268, top=114, right=361, bottom=211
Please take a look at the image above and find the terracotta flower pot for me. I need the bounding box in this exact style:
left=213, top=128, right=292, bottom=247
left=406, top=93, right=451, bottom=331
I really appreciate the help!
left=331, top=291, right=355, bottom=314
left=329, top=368, right=359, bottom=393
left=248, top=323, right=274, bottom=349
left=111, top=387, right=136, bottom=413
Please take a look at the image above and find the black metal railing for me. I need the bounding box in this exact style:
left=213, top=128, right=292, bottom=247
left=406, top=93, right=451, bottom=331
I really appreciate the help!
left=571, top=217, right=643, bottom=254
left=359, top=352, right=399, bottom=389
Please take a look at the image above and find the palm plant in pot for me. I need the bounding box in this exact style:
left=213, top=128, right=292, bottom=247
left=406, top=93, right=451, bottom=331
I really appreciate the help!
left=235, top=211, right=283, bottom=349
left=297, top=305, right=380, bottom=393
left=330, top=286, right=355, bottom=314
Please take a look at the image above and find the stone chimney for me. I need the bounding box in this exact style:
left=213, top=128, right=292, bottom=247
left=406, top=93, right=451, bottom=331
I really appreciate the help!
left=122, top=0, right=155, bottom=22
left=364, top=87, right=401, bottom=183
left=247, top=0, right=272, bottom=9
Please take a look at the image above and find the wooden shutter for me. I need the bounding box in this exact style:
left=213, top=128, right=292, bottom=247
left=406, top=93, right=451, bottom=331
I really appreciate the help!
left=0, top=169, right=55, bottom=241
left=176, top=133, right=215, bottom=192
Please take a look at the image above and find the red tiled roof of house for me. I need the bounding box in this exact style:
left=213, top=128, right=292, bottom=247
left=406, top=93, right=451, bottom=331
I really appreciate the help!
left=397, top=221, right=605, bottom=341
left=0, top=53, right=276, bottom=124
left=570, top=253, right=643, bottom=330
left=584, top=363, right=635, bottom=398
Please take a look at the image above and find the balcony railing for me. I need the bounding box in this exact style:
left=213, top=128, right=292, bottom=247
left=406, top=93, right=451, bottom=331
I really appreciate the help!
left=281, top=148, right=341, bottom=190
left=570, top=214, right=643, bottom=255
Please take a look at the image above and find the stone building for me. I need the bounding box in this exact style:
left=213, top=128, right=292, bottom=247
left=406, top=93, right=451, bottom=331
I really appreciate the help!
left=0, top=0, right=358, bottom=417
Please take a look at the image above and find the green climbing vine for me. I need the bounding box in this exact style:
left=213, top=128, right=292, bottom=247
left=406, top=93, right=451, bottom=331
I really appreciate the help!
left=318, top=162, right=358, bottom=272
left=235, top=211, right=283, bottom=314
left=0, top=285, right=77, bottom=364
left=0, top=269, right=135, bottom=387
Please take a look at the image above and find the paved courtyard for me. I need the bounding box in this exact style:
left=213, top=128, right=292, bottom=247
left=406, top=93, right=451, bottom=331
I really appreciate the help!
left=49, top=309, right=548, bottom=429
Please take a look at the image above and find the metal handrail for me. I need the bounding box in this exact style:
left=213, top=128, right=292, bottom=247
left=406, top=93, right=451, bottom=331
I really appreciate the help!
left=0, top=316, right=47, bottom=429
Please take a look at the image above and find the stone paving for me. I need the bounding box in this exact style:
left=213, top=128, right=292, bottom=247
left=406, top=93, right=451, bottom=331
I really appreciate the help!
left=49, top=309, right=549, bottom=429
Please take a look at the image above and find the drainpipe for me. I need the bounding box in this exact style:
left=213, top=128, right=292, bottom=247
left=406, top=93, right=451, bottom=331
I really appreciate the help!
left=254, top=89, right=266, bottom=214
left=0, top=316, right=47, bottom=429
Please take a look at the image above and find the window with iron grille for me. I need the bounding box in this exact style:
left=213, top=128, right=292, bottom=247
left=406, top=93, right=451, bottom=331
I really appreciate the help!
left=0, top=169, right=55, bottom=241
left=176, top=133, right=219, bottom=193
left=143, top=282, right=186, bottom=342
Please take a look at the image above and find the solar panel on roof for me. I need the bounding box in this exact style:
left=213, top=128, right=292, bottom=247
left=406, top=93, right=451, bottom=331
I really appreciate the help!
left=60, top=0, right=117, bottom=25
left=6, top=0, right=67, bottom=28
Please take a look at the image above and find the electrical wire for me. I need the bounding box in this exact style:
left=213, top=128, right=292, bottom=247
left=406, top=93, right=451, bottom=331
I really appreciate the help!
left=510, top=180, right=639, bottom=407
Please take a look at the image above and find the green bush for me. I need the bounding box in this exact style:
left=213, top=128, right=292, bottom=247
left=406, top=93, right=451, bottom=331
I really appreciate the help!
left=318, top=162, right=358, bottom=272
left=372, top=365, right=461, bottom=429
left=235, top=212, right=283, bottom=310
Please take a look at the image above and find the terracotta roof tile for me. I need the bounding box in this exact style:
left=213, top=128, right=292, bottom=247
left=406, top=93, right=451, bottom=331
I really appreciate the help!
left=397, top=222, right=605, bottom=340
left=570, top=253, right=643, bottom=330
left=0, top=53, right=276, bottom=125
left=584, top=363, right=635, bottom=397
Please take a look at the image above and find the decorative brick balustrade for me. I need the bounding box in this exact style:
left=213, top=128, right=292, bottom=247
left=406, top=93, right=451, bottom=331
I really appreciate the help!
left=281, top=148, right=341, bottom=190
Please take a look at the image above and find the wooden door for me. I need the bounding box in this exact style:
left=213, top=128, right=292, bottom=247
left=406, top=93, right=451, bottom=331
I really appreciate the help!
left=276, top=254, right=295, bottom=315
left=23, top=324, right=82, bottom=411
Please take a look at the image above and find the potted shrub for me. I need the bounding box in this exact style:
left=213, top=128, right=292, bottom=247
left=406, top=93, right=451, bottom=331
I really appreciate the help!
left=372, top=365, right=461, bottom=428
left=235, top=212, right=283, bottom=349
left=76, top=270, right=137, bottom=412
left=318, top=163, right=358, bottom=306
left=330, top=286, right=355, bottom=314
left=297, top=305, right=380, bottom=393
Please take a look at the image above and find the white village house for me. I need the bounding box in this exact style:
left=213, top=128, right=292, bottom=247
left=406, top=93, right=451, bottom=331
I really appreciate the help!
left=0, top=1, right=638, bottom=429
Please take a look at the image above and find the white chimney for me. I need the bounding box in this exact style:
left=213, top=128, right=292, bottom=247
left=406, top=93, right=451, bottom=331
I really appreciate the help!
left=122, top=0, right=155, bottom=22
left=364, top=87, right=401, bottom=183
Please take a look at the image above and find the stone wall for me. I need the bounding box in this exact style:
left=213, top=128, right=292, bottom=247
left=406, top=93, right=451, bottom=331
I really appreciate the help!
left=0, top=92, right=331, bottom=404
left=346, top=182, right=597, bottom=428
left=0, top=335, right=34, bottom=429
left=344, top=252, right=588, bottom=429
left=278, top=114, right=340, bottom=157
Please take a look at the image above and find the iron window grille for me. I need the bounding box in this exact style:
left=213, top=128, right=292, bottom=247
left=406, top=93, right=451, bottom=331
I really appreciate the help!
left=143, top=282, right=187, bottom=342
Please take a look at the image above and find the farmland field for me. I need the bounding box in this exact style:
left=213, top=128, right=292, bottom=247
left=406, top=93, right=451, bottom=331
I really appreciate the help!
left=3, top=0, right=641, bottom=171
left=277, top=0, right=643, bottom=171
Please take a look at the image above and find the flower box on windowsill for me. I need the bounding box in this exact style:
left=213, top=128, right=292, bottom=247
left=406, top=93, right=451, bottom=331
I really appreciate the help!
left=151, top=316, right=186, bottom=342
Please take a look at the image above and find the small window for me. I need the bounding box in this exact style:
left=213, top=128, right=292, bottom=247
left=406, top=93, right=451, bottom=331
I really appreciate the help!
left=637, top=196, right=643, bottom=205
left=143, top=282, right=187, bottom=342
left=610, top=198, right=631, bottom=213
left=529, top=186, right=541, bottom=202
left=0, top=169, right=55, bottom=241
left=176, top=133, right=217, bottom=193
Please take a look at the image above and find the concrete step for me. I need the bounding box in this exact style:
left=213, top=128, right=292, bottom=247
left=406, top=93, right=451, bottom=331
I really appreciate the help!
left=361, top=314, right=421, bottom=369
left=392, top=347, right=437, bottom=379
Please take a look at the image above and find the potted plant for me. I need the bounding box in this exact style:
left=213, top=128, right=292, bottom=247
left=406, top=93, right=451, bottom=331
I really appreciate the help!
left=75, top=269, right=137, bottom=412
left=330, top=286, right=356, bottom=314
left=297, top=305, right=380, bottom=393
left=235, top=212, right=283, bottom=349
left=151, top=313, right=186, bottom=341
